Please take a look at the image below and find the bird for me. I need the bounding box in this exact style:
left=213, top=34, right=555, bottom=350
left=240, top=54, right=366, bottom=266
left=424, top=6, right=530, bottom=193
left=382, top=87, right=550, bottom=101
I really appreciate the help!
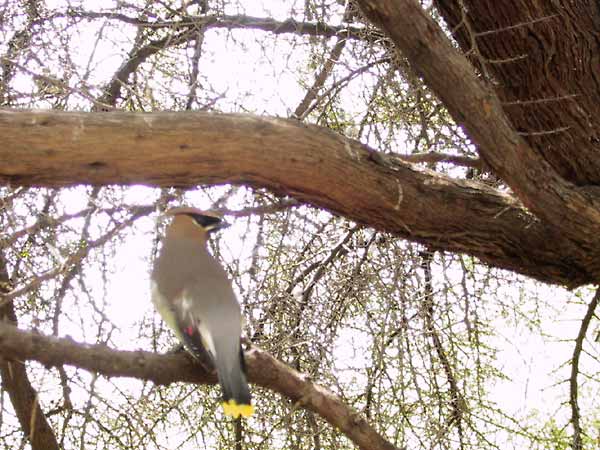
left=150, top=207, right=253, bottom=419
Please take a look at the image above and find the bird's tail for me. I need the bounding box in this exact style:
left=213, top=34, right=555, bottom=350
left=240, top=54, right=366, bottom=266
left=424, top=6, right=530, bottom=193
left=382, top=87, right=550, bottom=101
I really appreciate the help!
left=214, top=343, right=253, bottom=418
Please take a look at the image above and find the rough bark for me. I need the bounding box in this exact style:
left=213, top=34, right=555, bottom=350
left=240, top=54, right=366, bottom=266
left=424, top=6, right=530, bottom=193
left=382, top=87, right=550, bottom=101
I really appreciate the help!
left=0, top=109, right=593, bottom=286
left=355, top=0, right=600, bottom=276
left=0, top=322, right=400, bottom=450
left=433, top=0, right=600, bottom=186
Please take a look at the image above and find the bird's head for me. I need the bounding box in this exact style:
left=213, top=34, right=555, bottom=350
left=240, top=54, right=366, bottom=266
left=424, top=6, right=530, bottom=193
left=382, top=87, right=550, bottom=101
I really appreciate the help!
left=164, top=207, right=230, bottom=240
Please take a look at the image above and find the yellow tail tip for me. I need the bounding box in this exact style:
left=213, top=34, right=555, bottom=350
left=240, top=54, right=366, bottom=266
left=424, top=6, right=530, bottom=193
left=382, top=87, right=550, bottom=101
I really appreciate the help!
left=222, top=399, right=254, bottom=418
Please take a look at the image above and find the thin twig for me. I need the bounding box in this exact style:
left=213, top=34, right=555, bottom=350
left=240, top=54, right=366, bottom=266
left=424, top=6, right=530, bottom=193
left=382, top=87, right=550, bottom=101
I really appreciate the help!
left=393, top=152, right=483, bottom=169
left=569, top=288, right=600, bottom=450
left=0, top=209, right=150, bottom=306
left=502, top=94, right=579, bottom=106
left=474, top=15, right=560, bottom=37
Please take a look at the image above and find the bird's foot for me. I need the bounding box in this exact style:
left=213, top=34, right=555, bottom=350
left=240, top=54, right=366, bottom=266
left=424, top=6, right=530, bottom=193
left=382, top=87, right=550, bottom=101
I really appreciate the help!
left=167, top=343, right=186, bottom=354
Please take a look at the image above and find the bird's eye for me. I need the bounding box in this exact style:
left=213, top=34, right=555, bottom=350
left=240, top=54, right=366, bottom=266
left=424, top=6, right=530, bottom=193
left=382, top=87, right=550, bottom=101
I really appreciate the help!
left=190, top=214, right=222, bottom=230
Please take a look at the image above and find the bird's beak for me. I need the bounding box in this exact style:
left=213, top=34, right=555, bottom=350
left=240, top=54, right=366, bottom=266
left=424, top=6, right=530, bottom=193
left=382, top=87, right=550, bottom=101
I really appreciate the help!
left=208, top=221, right=230, bottom=232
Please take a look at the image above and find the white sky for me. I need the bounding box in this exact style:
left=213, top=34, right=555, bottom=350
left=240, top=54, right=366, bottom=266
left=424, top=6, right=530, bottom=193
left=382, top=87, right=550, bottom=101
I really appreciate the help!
left=4, top=1, right=600, bottom=448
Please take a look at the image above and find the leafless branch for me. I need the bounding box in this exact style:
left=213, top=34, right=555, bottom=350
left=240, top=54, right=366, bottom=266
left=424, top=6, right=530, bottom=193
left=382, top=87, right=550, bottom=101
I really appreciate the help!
left=474, top=15, right=559, bottom=37
left=0, top=57, right=114, bottom=110
left=293, top=0, right=354, bottom=123
left=0, top=109, right=593, bottom=286
left=420, top=252, right=466, bottom=447
left=394, top=152, right=483, bottom=169
left=65, top=9, right=374, bottom=40
left=2, top=199, right=300, bottom=248
left=569, top=288, right=600, bottom=450
left=0, top=208, right=152, bottom=306
left=0, top=322, right=401, bottom=450
left=0, top=253, right=59, bottom=450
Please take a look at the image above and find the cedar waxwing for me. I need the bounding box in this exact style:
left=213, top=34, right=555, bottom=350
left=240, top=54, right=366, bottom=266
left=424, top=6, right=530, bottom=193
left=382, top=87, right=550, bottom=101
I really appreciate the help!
left=150, top=207, right=253, bottom=418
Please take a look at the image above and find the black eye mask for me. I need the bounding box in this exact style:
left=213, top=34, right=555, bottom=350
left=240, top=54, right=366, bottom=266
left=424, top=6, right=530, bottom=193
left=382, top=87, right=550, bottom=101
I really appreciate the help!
left=189, top=214, right=224, bottom=231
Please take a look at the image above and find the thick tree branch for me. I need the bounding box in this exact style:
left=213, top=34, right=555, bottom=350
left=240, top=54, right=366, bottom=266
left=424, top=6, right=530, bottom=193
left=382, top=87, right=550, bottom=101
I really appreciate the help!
left=355, top=0, right=600, bottom=255
left=433, top=1, right=600, bottom=187
left=0, top=109, right=593, bottom=286
left=0, top=322, right=399, bottom=450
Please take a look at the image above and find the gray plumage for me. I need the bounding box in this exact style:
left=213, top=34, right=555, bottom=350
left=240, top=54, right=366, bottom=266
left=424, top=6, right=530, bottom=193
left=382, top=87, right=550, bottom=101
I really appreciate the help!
left=151, top=209, right=252, bottom=415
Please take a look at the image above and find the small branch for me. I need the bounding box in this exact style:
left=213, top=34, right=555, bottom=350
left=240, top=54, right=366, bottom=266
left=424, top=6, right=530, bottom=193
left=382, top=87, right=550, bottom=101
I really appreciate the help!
left=293, top=37, right=347, bottom=119
left=420, top=252, right=466, bottom=447
left=2, top=204, right=155, bottom=246
left=299, top=57, right=390, bottom=119
left=234, top=418, right=243, bottom=450
left=216, top=199, right=301, bottom=218
left=185, top=32, right=205, bottom=111
left=502, top=94, right=579, bottom=107
left=97, top=29, right=197, bottom=107
left=474, top=15, right=559, bottom=37
left=0, top=253, right=59, bottom=450
left=393, top=152, right=483, bottom=169
left=516, top=126, right=570, bottom=137
left=0, top=57, right=113, bottom=110
left=569, top=288, right=600, bottom=450
left=2, top=200, right=300, bottom=247
left=290, top=225, right=359, bottom=369
left=0, top=323, right=400, bottom=450
left=65, top=9, right=373, bottom=40
left=0, top=208, right=151, bottom=306
left=292, top=1, right=361, bottom=120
